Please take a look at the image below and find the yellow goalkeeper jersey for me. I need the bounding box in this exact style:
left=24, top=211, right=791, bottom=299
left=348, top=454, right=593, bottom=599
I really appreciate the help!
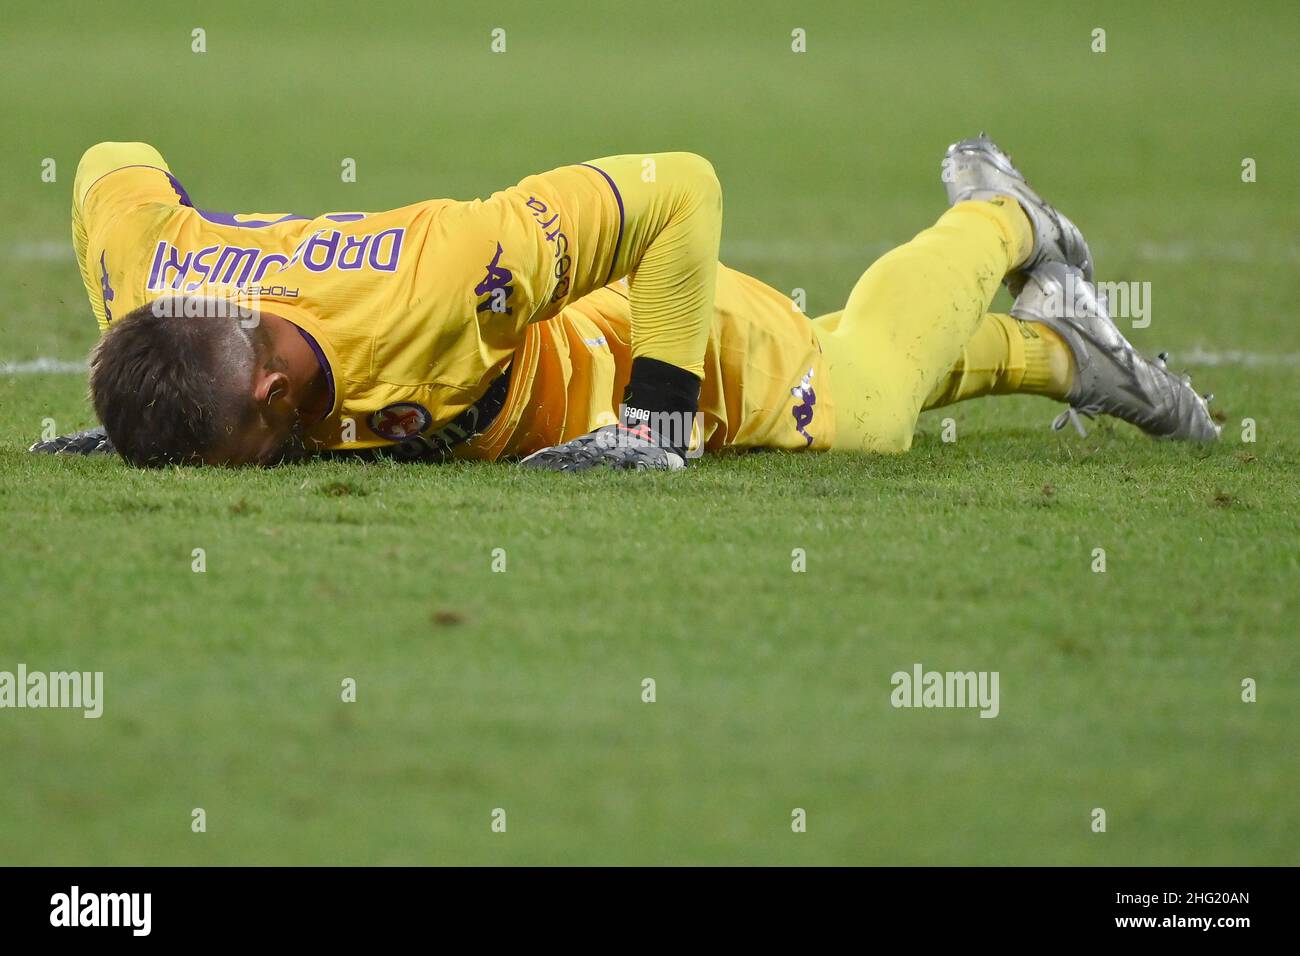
left=74, top=142, right=643, bottom=449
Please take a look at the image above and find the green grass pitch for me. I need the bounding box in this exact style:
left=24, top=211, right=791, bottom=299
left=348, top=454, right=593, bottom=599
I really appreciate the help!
left=0, top=0, right=1296, bottom=865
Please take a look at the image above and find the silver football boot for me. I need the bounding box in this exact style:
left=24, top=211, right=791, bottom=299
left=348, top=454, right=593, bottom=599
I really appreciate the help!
left=1012, top=262, right=1220, bottom=442
left=942, top=133, right=1093, bottom=293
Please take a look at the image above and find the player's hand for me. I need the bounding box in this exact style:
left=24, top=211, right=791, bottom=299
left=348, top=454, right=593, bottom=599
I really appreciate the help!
left=29, top=427, right=115, bottom=456
left=519, top=423, right=686, bottom=472
left=521, top=357, right=701, bottom=472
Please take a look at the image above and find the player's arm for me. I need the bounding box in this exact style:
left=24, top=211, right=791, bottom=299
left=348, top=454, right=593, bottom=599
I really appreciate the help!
left=33, top=144, right=185, bottom=457
left=516, top=153, right=724, bottom=470
left=582, top=152, right=723, bottom=400
left=73, top=142, right=185, bottom=332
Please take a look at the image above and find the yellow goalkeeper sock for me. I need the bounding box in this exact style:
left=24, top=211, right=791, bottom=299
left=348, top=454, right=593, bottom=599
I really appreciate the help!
left=1016, top=318, right=1074, bottom=397
left=923, top=313, right=1074, bottom=408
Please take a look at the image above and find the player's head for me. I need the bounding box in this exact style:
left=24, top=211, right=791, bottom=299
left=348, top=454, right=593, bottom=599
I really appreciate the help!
left=89, top=295, right=309, bottom=467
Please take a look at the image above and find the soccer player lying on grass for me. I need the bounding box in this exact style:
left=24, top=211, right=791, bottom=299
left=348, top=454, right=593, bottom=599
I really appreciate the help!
left=40, top=135, right=1219, bottom=469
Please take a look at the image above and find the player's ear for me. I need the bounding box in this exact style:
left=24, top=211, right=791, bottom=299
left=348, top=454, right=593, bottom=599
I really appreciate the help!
left=252, top=368, right=291, bottom=407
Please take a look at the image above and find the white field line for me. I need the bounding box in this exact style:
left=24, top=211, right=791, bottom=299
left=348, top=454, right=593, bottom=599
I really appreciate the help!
left=1, top=358, right=87, bottom=374
left=10, top=240, right=71, bottom=261
left=1178, top=348, right=1300, bottom=368
left=10, top=238, right=1300, bottom=264
left=4, top=350, right=1296, bottom=377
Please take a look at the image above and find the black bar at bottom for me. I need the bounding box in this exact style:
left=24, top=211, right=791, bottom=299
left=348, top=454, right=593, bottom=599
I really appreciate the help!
left=0, top=866, right=1282, bottom=942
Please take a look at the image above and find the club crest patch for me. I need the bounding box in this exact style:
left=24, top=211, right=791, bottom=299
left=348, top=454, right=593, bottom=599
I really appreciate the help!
left=369, top=403, right=432, bottom=441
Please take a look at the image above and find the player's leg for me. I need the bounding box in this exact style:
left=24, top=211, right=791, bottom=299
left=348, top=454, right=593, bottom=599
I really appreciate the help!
left=812, top=197, right=1037, bottom=452
left=813, top=307, right=1074, bottom=410
left=815, top=259, right=1219, bottom=444
left=814, top=132, right=1107, bottom=452
left=580, top=154, right=723, bottom=379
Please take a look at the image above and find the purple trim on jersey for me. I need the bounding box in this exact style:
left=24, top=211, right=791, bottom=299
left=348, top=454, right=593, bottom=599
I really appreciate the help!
left=165, top=171, right=194, bottom=207
left=194, top=210, right=366, bottom=228
left=294, top=325, right=336, bottom=414
left=578, top=163, right=625, bottom=283
left=197, top=209, right=311, bottom=228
